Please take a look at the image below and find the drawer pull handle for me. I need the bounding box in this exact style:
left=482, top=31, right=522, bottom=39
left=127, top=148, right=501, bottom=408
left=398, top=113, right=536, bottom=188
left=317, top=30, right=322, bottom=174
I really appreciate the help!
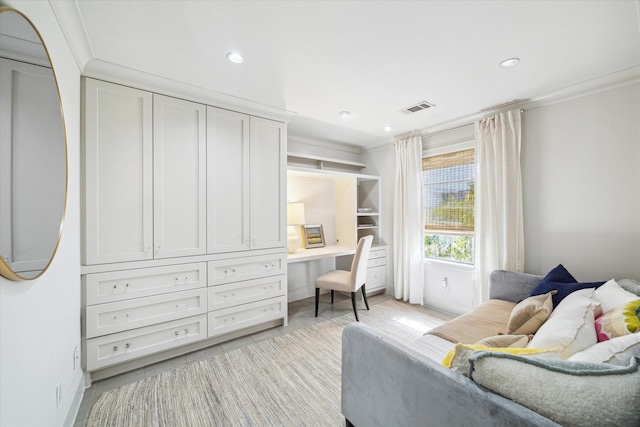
left=184, top=328, right=189, bottom=334
left=125, top=343, right=130, bottom=349
left=113, top=345, right=118, bottom=352
left=175, top=276, right=189, bottom=283
left=176, top=303, right=188, bottom=309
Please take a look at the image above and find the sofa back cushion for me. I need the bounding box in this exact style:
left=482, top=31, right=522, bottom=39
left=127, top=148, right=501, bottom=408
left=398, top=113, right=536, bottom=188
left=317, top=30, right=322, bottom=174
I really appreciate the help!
left=488, top=270, right=543, bottom=302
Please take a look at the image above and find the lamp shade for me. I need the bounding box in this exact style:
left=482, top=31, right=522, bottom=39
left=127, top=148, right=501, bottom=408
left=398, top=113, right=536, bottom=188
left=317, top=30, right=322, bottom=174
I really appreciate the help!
left=287, top=202, right=306, bottom=225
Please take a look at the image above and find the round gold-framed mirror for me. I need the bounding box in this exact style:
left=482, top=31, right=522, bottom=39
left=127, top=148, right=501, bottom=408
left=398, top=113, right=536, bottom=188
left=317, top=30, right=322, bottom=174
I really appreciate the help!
left=0, top=6, right=68, bottom=281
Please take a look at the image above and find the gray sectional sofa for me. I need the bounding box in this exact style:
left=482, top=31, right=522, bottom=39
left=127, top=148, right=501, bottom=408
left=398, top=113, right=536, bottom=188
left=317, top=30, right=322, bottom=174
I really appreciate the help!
left=342, top=269, right=640, bottom=426
left=341, top=270, right=559, bottom=427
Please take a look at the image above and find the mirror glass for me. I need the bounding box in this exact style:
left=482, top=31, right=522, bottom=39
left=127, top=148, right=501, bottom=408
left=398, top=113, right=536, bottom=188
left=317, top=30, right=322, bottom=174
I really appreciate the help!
left=0, top=8, right=67, bottom=280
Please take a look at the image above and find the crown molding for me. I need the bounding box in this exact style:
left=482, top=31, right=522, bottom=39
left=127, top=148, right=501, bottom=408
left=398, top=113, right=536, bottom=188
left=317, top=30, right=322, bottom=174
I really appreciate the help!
left=48, top=0, right=94, bottom=71
left=363, top=66, right=640, bottom=153
left=83, top=60, right=295, bottom=123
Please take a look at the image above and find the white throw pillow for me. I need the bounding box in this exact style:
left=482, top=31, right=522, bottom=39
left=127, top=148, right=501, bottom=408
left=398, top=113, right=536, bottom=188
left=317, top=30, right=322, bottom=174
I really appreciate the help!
left=528, top=288, right=598, bottom=359
left=594, top=278, right=638, bottom=313
left=568, top=334, right=640, bottom=366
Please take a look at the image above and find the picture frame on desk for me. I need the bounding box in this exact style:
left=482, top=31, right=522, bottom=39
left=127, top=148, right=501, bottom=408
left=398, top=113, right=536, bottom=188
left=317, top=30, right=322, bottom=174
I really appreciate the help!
left=302, top=224, right=325, bottom=248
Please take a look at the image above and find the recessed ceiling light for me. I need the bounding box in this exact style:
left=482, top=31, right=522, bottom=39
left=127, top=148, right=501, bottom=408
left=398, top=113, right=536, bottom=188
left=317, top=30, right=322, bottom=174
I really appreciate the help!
left=384, top=126, right=393, bottom=132
left=338, top=111, right=351, bottom=118
left=226, top=52, right=244, bottom=64
left=499, top=58, right=520, bottom=68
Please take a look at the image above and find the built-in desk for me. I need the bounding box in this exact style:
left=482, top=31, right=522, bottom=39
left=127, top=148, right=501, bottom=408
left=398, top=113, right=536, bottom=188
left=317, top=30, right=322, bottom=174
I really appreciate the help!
left=286, top=245, right=388, bottom=301
left=287, top=245, right=356, bottom=263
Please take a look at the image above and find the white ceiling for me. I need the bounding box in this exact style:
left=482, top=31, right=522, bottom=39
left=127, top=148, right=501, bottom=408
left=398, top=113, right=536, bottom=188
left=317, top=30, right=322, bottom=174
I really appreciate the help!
left=69, top=0, right=640, bottom=148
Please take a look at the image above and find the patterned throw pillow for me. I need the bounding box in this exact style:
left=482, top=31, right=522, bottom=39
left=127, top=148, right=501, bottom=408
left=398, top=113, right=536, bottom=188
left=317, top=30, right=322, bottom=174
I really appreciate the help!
left=595, top=299, right=640, bottom=341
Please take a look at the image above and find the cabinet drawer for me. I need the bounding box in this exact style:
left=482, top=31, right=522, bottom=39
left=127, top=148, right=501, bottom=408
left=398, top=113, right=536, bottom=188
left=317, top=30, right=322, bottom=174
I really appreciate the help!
left=208, top=254, right=286, bottom=285
left=366, top=265, right=386, bottom=290
left=86, top=288, right=207, bottom=338
left=86, top=315, right=206, bottom=371
left=367, top=257, right=386, bottom=268
left=208, top=295, right=286, bottom=337
left=208, top=275, right=286, bottom=311
left=84, top=263, right=206, bottom=305
left=369, top=248, right=387, bottom=259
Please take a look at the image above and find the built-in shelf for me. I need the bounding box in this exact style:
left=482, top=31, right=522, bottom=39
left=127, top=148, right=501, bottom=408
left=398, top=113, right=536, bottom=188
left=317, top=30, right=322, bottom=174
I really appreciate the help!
left=287, top=152, right=366, bottom=172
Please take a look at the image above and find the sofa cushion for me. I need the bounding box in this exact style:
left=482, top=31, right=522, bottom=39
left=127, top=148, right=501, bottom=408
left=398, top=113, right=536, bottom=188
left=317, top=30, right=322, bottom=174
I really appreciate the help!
left=426, top=299, right=515, bottom=344
left=476, top=334, right=530, bottom=348
left=569, top=333, right=640, bottom=366
left=618, top=278, right=640, bottom=297
left=594, top=279, right=639, bottom=313
left=529, top=264, right=605, bottom=308
left=468, top=352, right=640, bottom=427
left=505, top=291, right=555, bottom=335
left=527, top=288, right=598, bottom=359
left=595, top=299, right=640, bottom=341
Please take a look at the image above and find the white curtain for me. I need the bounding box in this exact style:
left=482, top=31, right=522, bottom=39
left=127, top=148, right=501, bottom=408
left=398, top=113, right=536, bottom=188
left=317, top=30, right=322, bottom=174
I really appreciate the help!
left=393, top=136, right=425, bottom=304
left=473, top=109, right=524, bottom=306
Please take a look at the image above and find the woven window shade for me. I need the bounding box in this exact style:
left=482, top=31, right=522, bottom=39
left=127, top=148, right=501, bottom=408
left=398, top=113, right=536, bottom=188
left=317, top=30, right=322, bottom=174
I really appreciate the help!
left=423, top=149, right=475, bottom=234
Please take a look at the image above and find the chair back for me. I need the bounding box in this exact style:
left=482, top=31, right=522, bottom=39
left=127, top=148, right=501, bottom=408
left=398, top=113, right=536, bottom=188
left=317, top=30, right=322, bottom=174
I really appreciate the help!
left=349, top=235, right=374, bottom=291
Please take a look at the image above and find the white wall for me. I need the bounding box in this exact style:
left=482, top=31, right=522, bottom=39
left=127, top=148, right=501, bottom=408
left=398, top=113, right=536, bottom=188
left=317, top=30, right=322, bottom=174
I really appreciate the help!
left=522, top=82, right=640, bottom=281
left=0, top=2, right=83, bottom=426
left=364, top=81, right=640, bottom=314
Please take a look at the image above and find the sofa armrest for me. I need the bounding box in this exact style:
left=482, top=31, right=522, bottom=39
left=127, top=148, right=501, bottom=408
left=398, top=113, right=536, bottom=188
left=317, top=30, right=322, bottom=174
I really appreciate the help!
left=489, top=270, right=544, bottom=303
left=342, top=323, right=559, bottom=427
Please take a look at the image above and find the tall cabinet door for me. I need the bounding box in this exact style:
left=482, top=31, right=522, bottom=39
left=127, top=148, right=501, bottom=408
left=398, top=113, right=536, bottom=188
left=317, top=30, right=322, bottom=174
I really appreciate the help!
left=207, top=107, right=250, bottom=253
left=153, top=95, right=206, bottom=258
left=249, top=117, right=286, bottom=250
left=83, top=78, right=153, bottom=264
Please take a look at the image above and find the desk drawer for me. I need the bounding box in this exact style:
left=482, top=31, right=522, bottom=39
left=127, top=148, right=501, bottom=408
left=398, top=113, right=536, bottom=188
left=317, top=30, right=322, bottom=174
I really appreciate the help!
left=208, top=275, right=286, bottom=311
left=369, top=248, right=387, bottom=259
left=366, top=265, right=386, bottom=290
left=86, top=288, right=207, bottom=338
left=208, top=295, right=286, bottom=337
left=367, top=257, right=386, bottom=268
left=86, top=315, right=206, bottom=371
left=84, top=263, right=206, bottom=305
left=208, top=254, right=286, bottom=286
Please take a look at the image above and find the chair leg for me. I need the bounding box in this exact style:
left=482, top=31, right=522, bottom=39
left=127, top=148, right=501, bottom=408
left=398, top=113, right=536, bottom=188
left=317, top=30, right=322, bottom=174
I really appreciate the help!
left=315, top=288, right=320, bottom=317
left=361, top=284, right=370, bottom=310
left=346, top=418, right=355, bottom=427
left=331, top=290, right=334, bottom=304
left=351, top=292, right=359, bottom=322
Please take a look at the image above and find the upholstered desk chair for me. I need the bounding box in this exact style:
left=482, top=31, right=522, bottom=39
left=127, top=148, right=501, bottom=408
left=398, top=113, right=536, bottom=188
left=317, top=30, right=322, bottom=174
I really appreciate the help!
left=315, top=235, right=374, bottom=321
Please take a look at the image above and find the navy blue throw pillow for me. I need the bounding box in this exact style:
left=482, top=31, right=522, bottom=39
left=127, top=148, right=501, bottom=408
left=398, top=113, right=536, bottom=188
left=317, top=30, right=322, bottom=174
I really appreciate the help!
left=529, top=264, right=605, bottom=308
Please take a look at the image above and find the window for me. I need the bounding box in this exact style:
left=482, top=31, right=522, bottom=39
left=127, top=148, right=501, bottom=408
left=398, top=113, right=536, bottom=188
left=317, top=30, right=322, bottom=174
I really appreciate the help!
left=423, top=149, right=475, bottom=263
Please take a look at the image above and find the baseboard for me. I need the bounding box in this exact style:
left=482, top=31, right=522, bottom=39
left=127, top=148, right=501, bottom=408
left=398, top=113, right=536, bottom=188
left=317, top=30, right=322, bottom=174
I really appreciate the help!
left=63, top=373, right=86, bottom=427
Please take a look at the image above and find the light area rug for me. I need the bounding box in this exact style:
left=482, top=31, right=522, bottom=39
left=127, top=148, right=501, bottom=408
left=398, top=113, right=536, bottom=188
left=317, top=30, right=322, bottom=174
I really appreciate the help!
left=87, top=299, right=447, bottom=427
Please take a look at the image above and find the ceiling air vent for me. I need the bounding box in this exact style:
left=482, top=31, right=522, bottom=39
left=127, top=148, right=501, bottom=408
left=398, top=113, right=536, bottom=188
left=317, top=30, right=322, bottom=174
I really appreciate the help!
left=399, top=101, right=435, bottom=115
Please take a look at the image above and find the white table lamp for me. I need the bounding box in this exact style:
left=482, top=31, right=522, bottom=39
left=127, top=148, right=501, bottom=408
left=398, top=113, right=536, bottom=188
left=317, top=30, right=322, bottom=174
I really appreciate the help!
left=287, top=202, right=306, bottom=254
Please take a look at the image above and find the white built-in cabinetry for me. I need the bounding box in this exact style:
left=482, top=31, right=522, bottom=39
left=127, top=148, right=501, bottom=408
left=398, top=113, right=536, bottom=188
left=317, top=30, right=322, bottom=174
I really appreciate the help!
left=81, top=78, right=287, bottom=377
left=287, top=157, right=388, bottom=295
left=207, top=108, right=286, bottom=253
